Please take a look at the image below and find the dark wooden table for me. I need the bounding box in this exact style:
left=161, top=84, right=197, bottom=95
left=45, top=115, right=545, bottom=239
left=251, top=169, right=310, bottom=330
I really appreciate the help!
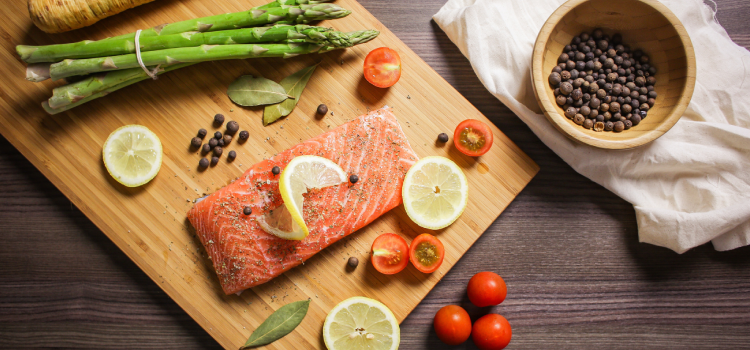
left=2, top=0, right=750, bottom=349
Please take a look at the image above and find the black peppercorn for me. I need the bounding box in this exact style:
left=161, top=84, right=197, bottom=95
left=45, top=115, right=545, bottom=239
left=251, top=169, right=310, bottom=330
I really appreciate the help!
left=208, top=138, right=218, bottom=148
left=635, top=76, right=646, bottom=87
left=191, top=137, right=202, bottom=148
left=613, top=121, right=625, bottom=132
left=576, top=61, right=586, bottom=71
left=583, top=119, right=594, bottom=129
left=348, top=257, right=359, bottom=268
left=552, top=66, right=562, bottom=74
left=199, top=158, right=209, bottom=168
left=646, top=76, right=656, bottom=86
left=600, top=103, right=610, bottom=112
left=197, top=128, right=207, bottom=139
left=227, top=150, right=236, bottom=161
left=590, top=98, right=601, bottom=109
left=631, top=114, right=642, bottom=125
left=317, top=104, right=329, bottom=115
left=239, top=130, right=249, bottom=142
left=549, top=72, right=562, bottom=86
left=565, top=107, right=577, bottom=119
left=556, top=95, right=567, bottom=106
left=558, top=53, right=569, bottom=63
left=223, top=134, right=232, bottom=145
left=561, top=71, right=571, bottom=81
left=573, top=114, right=585, bottom=125
left=243, top=206, right=252, bottom=215
left=213, top=146, right=223, bottom=157
left=214, top=113, right=225, bottom=126
left=560, top=82, right=573, bottom=95
left=566, top=60, right=576, bottom=70
left=624, top=120, right=633, bottom=130
left=593, top=121, right=605, bottom=132
left=622, top=104, right=632, bottom=114
left=570, top=69, right=579, bottom=80
left=640, top=103, right=650, bottom=111
left=211, top=156, right=219, bottom=166
left=648, top=90, right=657, bottom=99
left=272, top=166, right=281, bottom=175
left=349, top=174, right=359, bottom=184
left=226, top=121, right=239, bottom=135
left=610, top=102, right=621, bottom=113
left=571, top=89, right=583, bottom=101
left=639, top=95, right=648, bottom=104
left=580, top=105, right=591, bottom=116
left=604, top=121, right=614, bottom=131
left=437, top=133, right=449, bottom=143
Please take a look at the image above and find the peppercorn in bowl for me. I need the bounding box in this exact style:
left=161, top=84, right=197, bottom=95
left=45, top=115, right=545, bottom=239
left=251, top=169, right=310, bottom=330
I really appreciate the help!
left=531, top=0, right=696, bottom=149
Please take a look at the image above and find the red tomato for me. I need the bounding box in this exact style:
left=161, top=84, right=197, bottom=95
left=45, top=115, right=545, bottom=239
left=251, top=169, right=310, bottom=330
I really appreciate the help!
left=363, top=47, right=402, bottom=88
left=370, top=233, right=408, bottom=274
left=472, top=314, right=512, bottom=350
left=409, top=233, right=445, bottom=273
left=453, top=119, right=494, bottom=157
left=467, top=272, right=507, bottom=307
left=433, top=305, right=471, bottom=345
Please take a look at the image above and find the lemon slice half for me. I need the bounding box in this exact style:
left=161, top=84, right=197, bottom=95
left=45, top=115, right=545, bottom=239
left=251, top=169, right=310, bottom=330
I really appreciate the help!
left=402, top=156, right=468, bottom=230
left=276, top=155, right=347, bottom=240
left=102, top=125, right=162, bottom=187
left=323, top=296, right=400, bottom=350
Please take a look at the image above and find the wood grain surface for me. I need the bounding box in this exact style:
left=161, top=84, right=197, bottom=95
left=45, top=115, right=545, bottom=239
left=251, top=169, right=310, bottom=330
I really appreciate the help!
left=1, top=0, right=750, bottom=349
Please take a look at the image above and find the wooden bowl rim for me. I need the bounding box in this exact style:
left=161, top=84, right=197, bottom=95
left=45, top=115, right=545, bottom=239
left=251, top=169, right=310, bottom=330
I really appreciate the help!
left=531, top=0, right=697, bottom=150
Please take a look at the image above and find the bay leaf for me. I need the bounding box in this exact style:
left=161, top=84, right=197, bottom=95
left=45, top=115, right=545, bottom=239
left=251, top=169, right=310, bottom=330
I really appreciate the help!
left=240, top=299, right=310, bottom=349
left=263, top=64, right=318, bottom=125
left=227, top=75, right=291, bottom=107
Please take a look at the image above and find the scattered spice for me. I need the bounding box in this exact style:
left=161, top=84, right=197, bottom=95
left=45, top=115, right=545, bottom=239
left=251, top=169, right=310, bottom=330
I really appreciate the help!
left=349, top=174, right=359, bottom=184
left=214, top=113, right=225, bottom=126
left=226, top=121, right=239, bottom=135
left=190, top=137, right=202, bottom=148
left=223, top=134, right=233, bottom=145
left=202, top=143, right=211, bottom=154
left=214, top=146, right=223, bottom=157
left=317, top=104, right=328, bottom=115
left=239, top=130, right=249, bottom=141
left=243, top=206, right=252, bottom=215
left=218, top=138, right=225, bottom=147
left=199, top=158, right=209, bottom=168
left=197, top=128, right=207, bottom=139
left=347, top=256, right=359, bottom=268
left=271, top=166, right=281, bottom=175
left=211, top=156, right=219, bottom=166
left=437, top=133, right=449, bottom=143
left=228, top=150, right=237, bottom=161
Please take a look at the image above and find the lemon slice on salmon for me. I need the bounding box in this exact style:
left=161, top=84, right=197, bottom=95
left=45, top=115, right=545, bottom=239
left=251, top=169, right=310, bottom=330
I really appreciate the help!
left=323, top=296, right=400, bottom=350
left=277, top=155, right=347, bottom=240
left=402, top=156, right=468, bottom=230
left=102, top=125, right=162, bottom=187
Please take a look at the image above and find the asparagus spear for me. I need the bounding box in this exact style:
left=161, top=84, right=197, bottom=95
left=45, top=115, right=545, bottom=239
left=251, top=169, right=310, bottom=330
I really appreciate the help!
left=43, top=29, right=379, bottom=114
left=43, top=63, right=197, bottom=115
left=19, top=25, right=348, bottom=63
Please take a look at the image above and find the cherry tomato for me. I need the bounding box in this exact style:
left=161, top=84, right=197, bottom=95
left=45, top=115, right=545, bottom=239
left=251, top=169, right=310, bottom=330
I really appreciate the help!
left=453, top=119, right=494, bottom=157
left=433, top=305, right=471, bottom=345
left=472, top=314, right=512, bottom=350
left=409, top=233, right=445, bottom=273
left=467, top=272, right=507, bottom=307
left=370, top=233, right=408, bottom=274
left=363, top=47, right=402, bottom=88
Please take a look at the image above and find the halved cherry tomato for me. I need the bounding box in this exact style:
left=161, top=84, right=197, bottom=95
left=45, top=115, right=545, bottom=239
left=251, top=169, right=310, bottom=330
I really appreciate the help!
left=409, top=233, right=444, bottom=273
left=472, top=314, right=512, bottom=350
left=467, top=271, right=507, bottom=307
left=363, top=47, right=402, bottom=88
left=433, top=305, right=472, bottom=345
left=371, top=233, right=408, bottom=274
left=454, top=119, right=494, bottom=157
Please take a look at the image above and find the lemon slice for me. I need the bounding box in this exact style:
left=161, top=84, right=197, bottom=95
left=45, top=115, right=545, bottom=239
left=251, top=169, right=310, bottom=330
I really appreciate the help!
left=102, top=125, right=162, bottom=187
left=402, top=156, right=468, bottom=230
left=323, top=296, right=400, bottom=350
left=277, top=155, right=347, bottom=240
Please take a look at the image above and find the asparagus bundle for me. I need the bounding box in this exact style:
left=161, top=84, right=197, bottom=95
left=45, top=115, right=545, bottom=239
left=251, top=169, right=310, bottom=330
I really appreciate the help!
left=19, top=0, right=379, bottom=115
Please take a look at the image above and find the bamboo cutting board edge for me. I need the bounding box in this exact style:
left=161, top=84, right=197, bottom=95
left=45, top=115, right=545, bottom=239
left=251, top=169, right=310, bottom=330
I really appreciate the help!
left=0, top=0, right=539, bottom=348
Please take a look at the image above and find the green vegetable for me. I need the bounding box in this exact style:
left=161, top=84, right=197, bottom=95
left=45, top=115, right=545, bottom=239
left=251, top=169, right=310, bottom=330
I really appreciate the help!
left=18, top=25, right=348, bottom=63
left=48, top=43, right=326, bottom=80
left=241, top=299, right=310, bottom=349
left=227, top=75, right=291, bottom=107
left=264, top=64, right=317, bottom=125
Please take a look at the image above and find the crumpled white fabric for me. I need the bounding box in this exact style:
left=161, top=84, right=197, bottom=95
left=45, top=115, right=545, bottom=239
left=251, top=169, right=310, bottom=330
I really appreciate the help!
left=434, top=0, right=750, bottom=253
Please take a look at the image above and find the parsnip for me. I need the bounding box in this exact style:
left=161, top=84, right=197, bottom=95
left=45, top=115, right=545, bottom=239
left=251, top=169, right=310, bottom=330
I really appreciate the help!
left=29, top=0, right=156, bottom=33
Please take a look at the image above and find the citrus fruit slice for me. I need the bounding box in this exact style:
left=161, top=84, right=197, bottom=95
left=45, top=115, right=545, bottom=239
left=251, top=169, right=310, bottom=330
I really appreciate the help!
left=323, top=296, right=400, bottom=350
left=277, top=155, right=347, bottom=240
left=102, top=125, right=162, bottom=187
left=402, top=156, right=468, bottom=230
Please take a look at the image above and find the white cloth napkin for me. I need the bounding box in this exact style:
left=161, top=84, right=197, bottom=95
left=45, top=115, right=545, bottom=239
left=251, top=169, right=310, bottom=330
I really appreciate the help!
left=434, top=0, right=750, bottom=253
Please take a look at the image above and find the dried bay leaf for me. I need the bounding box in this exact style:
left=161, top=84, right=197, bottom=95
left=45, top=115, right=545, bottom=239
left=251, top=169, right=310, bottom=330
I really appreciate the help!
left=240, top=299, right=310, bottom=349
left=263, top=64, right=318, bottom=125
left=228, top=75, right=292, bottom=107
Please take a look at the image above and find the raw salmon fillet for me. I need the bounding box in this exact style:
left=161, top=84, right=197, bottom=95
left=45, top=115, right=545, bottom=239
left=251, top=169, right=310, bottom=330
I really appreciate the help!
left=187, top=107, right=418, bottom=294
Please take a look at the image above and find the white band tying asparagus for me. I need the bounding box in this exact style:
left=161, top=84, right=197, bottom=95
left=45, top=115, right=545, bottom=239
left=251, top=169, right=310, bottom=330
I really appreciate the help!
left=134, top=29, right=160, bottom=80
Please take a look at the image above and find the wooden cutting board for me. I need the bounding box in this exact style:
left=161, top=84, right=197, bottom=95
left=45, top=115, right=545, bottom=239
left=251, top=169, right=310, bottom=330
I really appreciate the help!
left=0, top=0, right=538, bottom=348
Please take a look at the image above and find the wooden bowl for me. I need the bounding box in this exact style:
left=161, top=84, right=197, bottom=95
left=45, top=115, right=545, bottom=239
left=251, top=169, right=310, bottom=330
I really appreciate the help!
left=531, top=0, right=696, bottom=149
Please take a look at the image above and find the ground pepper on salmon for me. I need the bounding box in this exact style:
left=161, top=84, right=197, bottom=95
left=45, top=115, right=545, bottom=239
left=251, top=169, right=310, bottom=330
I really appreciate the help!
left=187, top=107, right=418, bottom=294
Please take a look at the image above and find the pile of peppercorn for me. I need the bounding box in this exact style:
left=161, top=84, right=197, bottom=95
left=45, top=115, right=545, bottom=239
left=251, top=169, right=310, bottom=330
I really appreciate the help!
left=190, top=113, right=251, bottom=168
left=548, top=29, right=657, bottom=132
